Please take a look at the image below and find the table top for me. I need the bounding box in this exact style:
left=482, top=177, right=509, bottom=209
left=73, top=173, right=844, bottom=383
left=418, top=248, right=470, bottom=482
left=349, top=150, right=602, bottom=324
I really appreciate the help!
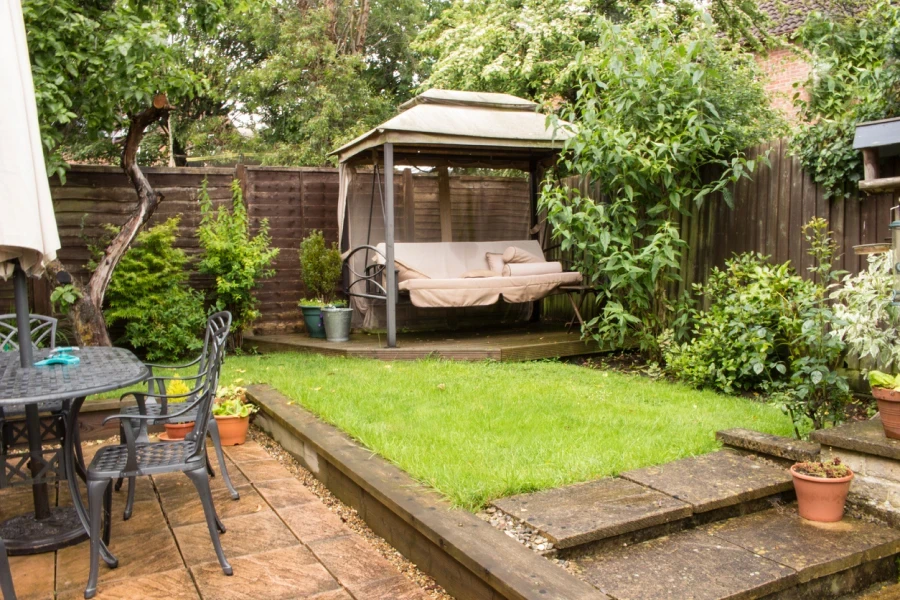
left=0, top=347, right=149, bottom=405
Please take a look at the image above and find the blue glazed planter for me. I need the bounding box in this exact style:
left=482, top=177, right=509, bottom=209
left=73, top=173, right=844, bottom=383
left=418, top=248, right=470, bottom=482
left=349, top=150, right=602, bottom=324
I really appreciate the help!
left=300, top=306, right=326, bottom=338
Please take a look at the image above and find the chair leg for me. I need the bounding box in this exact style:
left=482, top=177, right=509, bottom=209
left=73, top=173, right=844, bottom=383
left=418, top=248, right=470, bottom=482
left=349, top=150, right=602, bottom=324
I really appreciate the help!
left=122, top=476, right=136, bottom=521
left=102, top=481, right=112, bottom=546
left=184, top=467, right=232, bottom=576
left=0, top=538, right=17, bottom=600
left=114, top=424, right=125, bottom=492
left=208, top=419, right=239, bottom=500
left=114, top=477, right=124, bottom=492
left=84, top=479, right=110, bottom=599
left=215, top=514, right=226, bottom=534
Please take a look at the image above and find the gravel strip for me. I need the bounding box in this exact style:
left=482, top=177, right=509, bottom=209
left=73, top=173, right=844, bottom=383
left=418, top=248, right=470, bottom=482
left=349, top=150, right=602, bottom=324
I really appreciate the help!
left=477, top=506, right=578, bottom=574
left=248, top=426, right=453, bottom=599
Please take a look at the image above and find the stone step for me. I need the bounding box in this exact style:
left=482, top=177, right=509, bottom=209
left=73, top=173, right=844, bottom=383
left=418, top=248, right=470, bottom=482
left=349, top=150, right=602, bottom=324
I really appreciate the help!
left=493, top=450, right=794, bottom=554
left=572, top=505, right=900, bottom=600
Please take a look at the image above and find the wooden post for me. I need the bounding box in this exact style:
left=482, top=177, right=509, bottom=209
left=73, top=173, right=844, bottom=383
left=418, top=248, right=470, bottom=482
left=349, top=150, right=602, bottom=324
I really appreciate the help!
left=438, top=166, right=452, bottom=242
left=863, top=148, right=879, bottom=182
left=403, top=168, right=415, bottom=242
left=384, top=144, right=397, bottom=348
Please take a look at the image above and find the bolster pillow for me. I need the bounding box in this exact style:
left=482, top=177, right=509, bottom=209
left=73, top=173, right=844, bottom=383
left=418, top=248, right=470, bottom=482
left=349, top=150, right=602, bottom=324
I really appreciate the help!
left=502, top=262, right=563, bottom=277
left=502, top=246, right=544, bottom=264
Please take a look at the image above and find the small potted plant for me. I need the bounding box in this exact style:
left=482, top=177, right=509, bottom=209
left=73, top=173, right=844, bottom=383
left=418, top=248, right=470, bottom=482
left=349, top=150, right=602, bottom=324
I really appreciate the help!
left=867, top=371, right=900, bottom=439
left=212, top=385, right=258, bottom=446
left=299, top=230, right=344, bottom=339
left=790, top=457, right=854, bottom=522
left=162, top=376, right=195, bottom=440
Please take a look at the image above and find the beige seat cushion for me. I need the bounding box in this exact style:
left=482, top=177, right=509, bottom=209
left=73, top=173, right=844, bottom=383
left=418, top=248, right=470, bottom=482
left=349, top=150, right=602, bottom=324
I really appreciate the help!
left=502, top=246, right=544, bottom=264
left=461, top=269, right=501, bottom=278
left=400, top=271, right=583, bottom=307
left=375, top=240, right=546, bottom=278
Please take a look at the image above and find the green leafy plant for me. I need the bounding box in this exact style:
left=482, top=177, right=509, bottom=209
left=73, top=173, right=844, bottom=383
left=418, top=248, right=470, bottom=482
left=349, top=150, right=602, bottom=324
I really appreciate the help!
left=197, top=179, right=279, bottom=349
left=299, top=230, right=342, bottom=305
left=665, top=219, right=850, bottom=437
left=212, top=385, right=257, bottom=418
left=830, top=253, right=900, bottom=372
left=50, top=284, right=82, bottom=315
left=540, top=6, right=782, bottom=359
left=791, top=0, right=900, bottom=200
left=793, top=457, right=852, bottom=479
left=105, top=218, right=206, bottom=362
left=868, top=370, right=900, bottom=390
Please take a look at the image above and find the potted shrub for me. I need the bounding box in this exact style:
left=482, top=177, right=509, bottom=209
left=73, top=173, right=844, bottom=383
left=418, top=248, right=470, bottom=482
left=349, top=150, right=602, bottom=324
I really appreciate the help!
left=322, top=299, right=352, bottom=343
left=299, top=230, right=343, bottom=339
left=212, top=385, right=258, bottom=446
left=790, top=458, right=854, bottom=522
left=867, top=371, right=900, bottom=439
left=161, top=376, right=194, bottom=441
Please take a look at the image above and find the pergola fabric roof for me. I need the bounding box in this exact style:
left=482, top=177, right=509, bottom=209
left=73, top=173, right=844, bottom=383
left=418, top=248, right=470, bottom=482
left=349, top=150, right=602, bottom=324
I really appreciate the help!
left=332, top=89, right=572, bottom=165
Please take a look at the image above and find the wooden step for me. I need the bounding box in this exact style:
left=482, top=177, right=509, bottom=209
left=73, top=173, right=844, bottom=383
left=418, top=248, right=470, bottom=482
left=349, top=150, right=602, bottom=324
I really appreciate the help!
left=573, top=506, right=900, bottom=600
left=492, top=450, right=794, bottom=554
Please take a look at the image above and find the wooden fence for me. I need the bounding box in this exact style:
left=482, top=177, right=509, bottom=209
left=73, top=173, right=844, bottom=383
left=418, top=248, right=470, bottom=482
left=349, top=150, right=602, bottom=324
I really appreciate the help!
left=4, top=143, right=898, bottom=335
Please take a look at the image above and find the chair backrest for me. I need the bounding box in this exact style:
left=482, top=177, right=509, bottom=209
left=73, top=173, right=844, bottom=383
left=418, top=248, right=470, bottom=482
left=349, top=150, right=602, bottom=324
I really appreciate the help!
left=0, top=314, right=57, bottom=352
left=185, top=334, right=227, bottom=462
left=198, top=311, right=232, bottom=374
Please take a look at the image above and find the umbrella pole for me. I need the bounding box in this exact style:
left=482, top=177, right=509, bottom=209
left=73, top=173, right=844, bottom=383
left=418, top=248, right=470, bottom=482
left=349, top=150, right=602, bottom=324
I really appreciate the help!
left=12, top=261, right=33, bottom=369
left=12, top=261, right=52, bottom=520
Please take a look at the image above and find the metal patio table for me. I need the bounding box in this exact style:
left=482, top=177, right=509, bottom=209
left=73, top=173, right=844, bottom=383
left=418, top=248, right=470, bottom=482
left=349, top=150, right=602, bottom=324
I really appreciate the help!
left=0, top=347, right=148, bottom=556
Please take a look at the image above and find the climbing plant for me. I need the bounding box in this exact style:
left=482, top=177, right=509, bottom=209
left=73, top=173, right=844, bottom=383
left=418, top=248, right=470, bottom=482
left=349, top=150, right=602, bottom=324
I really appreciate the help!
left=791, top=0, right=900, bottom=200
left=540, top=6, right=781, bottom=358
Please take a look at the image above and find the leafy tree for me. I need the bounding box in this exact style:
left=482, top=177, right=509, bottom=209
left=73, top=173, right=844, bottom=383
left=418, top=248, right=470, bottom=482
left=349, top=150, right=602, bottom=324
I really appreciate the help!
left=540, top=7, right=782, bottom=358
left=792, top=0, right=900, bottom=199
left=105, top=218, right=206, bottom=361
left=24, top=0, right=228, bottom=346
left=197, top=179, right=279, bottom=348
left=299, top=231, right=342, bottom=304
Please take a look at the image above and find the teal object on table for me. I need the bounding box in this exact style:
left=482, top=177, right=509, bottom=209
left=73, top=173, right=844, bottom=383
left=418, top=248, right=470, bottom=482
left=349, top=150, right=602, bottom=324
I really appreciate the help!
left=34, top=347, right=80, bottom=367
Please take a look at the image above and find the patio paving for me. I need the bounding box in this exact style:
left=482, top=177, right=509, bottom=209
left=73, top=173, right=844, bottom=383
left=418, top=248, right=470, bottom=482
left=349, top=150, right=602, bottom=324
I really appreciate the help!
left=4, top=439, right=431, bottom=600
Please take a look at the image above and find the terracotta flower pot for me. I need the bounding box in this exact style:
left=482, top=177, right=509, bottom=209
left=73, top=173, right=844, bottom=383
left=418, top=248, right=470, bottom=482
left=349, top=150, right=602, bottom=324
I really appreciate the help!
left=214, top=415, right=251, bottom=446
left=790, top=465, right=853, bottom=522
left=164, top=421, right=195, bottom=440
left=871, top=387, right=900, bottom=440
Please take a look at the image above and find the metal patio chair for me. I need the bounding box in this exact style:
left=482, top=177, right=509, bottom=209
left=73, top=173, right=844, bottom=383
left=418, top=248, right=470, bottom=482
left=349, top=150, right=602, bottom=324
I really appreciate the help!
left=84, top=336, right=232, bottom=599
left=114, top=312, right=239, bottom=520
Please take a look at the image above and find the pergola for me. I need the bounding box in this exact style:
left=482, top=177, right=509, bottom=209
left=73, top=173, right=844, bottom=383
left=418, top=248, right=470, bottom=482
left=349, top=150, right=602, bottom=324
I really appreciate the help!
left=331, top=89, right=571, bottom=347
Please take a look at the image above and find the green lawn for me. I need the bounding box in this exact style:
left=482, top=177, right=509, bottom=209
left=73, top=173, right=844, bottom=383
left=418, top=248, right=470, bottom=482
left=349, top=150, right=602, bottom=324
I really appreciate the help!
left=207, top=353, right=799, bottom=511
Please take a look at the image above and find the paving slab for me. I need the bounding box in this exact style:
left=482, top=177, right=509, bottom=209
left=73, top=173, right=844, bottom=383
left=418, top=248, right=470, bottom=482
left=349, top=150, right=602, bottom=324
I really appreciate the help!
left=493, top=477, right=692, bottom=548
left=811, top=419, right=900, bottom=461
left=716, top=428, right=820, bottom=462
left=707, top=506, right=900, bottom=583
left=575, top=527, right=796, bottom=600
left=621, top=449, right=792, bottom=513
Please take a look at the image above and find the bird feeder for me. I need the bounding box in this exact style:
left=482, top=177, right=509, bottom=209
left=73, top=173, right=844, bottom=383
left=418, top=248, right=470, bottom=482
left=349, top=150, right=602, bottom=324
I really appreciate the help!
left=853, top=117, right=900, bottom=194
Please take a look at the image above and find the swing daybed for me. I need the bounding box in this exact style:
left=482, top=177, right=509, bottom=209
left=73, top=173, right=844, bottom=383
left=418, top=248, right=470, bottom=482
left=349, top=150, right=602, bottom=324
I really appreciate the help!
left=331, top=89, right=578, bottom=347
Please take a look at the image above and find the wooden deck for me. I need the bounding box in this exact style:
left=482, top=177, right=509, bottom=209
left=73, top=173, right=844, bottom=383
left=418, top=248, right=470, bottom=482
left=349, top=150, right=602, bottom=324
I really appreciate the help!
left=244, top=324, right=606, bottom=362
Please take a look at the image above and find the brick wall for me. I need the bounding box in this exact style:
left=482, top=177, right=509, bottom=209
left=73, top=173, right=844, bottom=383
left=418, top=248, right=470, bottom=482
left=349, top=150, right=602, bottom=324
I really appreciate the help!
left=755, top=46, right=811, bottom=121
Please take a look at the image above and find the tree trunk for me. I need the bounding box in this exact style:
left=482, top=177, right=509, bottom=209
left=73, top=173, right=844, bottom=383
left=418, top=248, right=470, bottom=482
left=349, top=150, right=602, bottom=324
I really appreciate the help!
left=354, top=0, right=370, bottom=54
left=50, top=95, right=172, bottom=347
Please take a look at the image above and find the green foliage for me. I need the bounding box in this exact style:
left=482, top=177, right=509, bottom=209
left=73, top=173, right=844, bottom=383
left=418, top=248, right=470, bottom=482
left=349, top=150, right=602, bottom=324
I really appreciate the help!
left=50, top=284, right=82, bottom=315
left=830, top=253, right=900, bottom=371
left=540, top=6, right=782, bottom=358
left=868, top=370, right=900, bottom=390
left=791, top=0, right=900, bottom=200
left=299, top=231, right=342, bottom=304
left=212, top=385, right=257, bottom=418
left=23, top=0, right=213, bottom=178
left=665, top=219, right=850, bottom=437
left=197, top=179, right=278, bottom=342
left=105, top=218, right=206, bottom=362
left=793, top=457, right=851, bottom=479
left=662, top=254, right=808, bottom=394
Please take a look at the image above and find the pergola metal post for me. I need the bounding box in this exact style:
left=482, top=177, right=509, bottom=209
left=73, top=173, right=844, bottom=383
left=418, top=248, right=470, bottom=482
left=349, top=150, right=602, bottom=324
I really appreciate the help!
left=384, top=143, right=397, bottom=348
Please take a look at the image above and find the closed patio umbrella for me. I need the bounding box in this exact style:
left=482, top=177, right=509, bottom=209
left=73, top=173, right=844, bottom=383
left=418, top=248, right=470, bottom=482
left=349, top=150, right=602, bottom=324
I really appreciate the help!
left=0, top=0, right=61, bottom=369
